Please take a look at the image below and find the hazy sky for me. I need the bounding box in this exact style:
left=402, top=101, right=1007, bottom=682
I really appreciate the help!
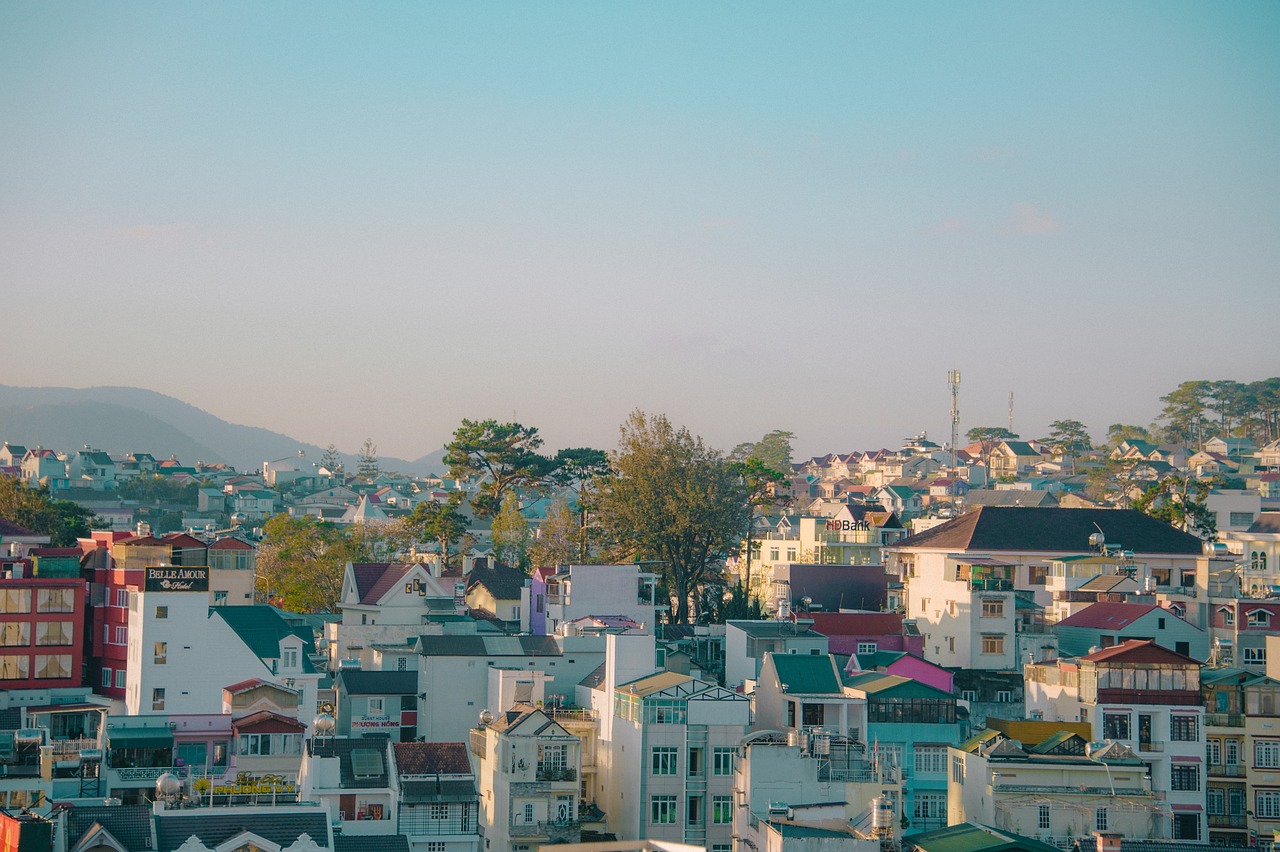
left=3, top=2, right=1278, bottom=461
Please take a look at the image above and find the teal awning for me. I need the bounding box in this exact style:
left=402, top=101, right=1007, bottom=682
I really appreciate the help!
left=107, top=729, right=173, bottom=750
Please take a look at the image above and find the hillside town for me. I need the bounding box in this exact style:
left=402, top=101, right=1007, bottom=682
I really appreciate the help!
left=2, top=418, right=1280, bottom=852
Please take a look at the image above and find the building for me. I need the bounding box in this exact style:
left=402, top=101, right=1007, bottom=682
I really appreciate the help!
left=724, top=619, right=828, bottom=691
left=0, top=572, right=83, bottom=689
left=524, top=564, right=658, bottom=637
left=392, top=741, right=480, bottom=852
left=1056, top=602, right=1209, bottom=661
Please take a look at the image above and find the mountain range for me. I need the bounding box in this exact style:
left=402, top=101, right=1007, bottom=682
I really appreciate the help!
left=0, top=385, right=446, bottom=476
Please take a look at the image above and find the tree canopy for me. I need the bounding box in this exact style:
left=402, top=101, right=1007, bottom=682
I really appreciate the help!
left=403, top=493, right=471, bottom=569
left=593, top=410, right=749, bottom=624
left=490, top=492, right=532, bottom=572
left=255, top=514, right=394, bottom=612
left=0, top=477, right=96, bottom=546
left=444, top=420, right=558, bottom=517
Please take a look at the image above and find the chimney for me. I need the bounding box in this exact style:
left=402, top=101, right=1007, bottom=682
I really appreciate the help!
left=1094, top=832, right=1122, bottom=852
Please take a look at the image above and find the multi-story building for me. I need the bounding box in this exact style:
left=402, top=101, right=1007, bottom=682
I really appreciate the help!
left=0, top=569, right=83, bottom=689
left=603, top=671, right=749, bottom=848
left=524, top=564, right=658, bottom=637
left=724, top=619, right=828, bottom=690
left=1056, top=602, right=1209, bottom=661
left=300, top=733, right=397, bottom=833
left=1025, top=640, right=1206, bottom=840
left=471, top=704, right=583, bottom=852
left=392, top=741, right=480, bottom=852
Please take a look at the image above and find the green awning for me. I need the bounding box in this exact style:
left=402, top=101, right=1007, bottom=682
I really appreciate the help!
left=107, top=729, right=174, bottom=750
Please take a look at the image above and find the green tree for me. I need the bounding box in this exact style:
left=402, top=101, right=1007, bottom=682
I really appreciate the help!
left=593, top=410, right=749, bottom=624
left=966, top=426, right=1019, bottom=483
left=530, top=497, right=581, bottom=568
left=729, top=456, right=788, bottom=610
left=1158, top=381, right=1210, bottom=446
left=1131, top=474, right=1219, bottom=540
left=0, top=477, right=96, bottom=546
left=1043, top=419, right=1092, bottom=475
left=404, top=493, right=470, bottom=569
left=1106, top=423, right=1153, bottom=448
left=117, top=474, right=199, bottom=506
left=549, top=447, right=610, bottom=562
left=444, top=420, right=557, bottom=518
left=321, top=444, right=343, bottom=474
left=356, top=438, right=380, bottom=481
left=490, top=492, right=532, bottom=572
left=751, top=430, right=796, bottom=472
left=256, top=514, right=354, bottom=612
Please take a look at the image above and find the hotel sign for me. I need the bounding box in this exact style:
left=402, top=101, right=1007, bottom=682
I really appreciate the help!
left=145, top=567, right=209, bottom=592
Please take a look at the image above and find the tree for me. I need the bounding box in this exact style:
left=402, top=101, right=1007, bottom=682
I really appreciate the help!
left=320, top=444, right=343, bottom=474
left=966, top=426, right=1018, bottom=483
left=256, top=514, right=356, bottom=612
left=549, top=447, right=611, bottom=562
left=729, top=456, right=788, bottom=610
left=356, top=439, right=380, bottom=481
left=0, top=477, right=96, bottom=546
left=444, top=420, right=557, bottom=518
left=1158, top=381, right=1210, bottom=446
left=1043, top=419, right=1092, bottom=475
left=530, top=498, right=581, bottom=568
left=1106, top=423, right=1153, bottom=448
left=404, top=493, right=470, bottom=569
left=750, top=430, right=795, bottom=472
left=490, top=492, right=532, bottom=572
left=1131, top=474, right=1220, bottom=540
left=593, top=410, right=749, bottom=624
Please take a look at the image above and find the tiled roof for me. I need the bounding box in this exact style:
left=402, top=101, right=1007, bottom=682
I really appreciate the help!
left=894, top=507, right=1203, bottom=554
left=213, top=606, right=317, bottom=672
left=798, top=612, right=903, bottom=636
left=392, top=741, right=471, bottom=775
left=1080, top=638, right=1200, bottom=665
left=350, top=563, right=419, bottom=604
left=1056, top=602, right=1159, bottom=629
left=336, top=669, right=417, bottom=696
left=416, top=635, right=560, bottom=657
left=768, top=653, right=842, bottom=694
left=0, top=518, right=40, bottom=536
left=1248, top=513, right=1280, bottom=534
left=727, top=620, right=826, bottom=639
left=155, top=809, right=330, bottom=849
left=63, top=803, right=155, bottom=851
left=210, top=536, right=254, bottom=550
left=467, top=562, right=528, bottom=601
left=906, top=822, right=1060, bottom=852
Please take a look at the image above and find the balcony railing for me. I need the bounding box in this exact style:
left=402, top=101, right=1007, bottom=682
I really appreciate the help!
left=1206, top=713, right=1245, bottom=728
left=1209, top=814, right=1248, bottom=828
left=509, top=820, right=581, bottom=839
left=970, top=579, right=1013, bottom=592
left=536, top=767, right=577, bottom=782
left=1137, top=741, right=1164, bottom=753
left=468, top=730, right=486, bottom=759
left=1208, top=764, right=1246, bottom=778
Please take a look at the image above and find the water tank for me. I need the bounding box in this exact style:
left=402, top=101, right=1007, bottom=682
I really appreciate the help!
left=156, top=772, right=182, bottom=797
left=798, top=729, right=810, bottom=753
left=787, top=730, right=800, bottom=747
left=14, top=729, right=42, bottom=745
left=812, top=731, right=831, bottom=756
left=871, top=796, right=892, bottom=830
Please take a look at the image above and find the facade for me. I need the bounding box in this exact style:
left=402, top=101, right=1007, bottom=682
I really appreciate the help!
left=524, top=564, right=658, bottom=637
left=0, top=574, right=83, bottom=689
left=724, top=619, right=829, bottom=690
left=392, top=741, right=480, bottom=852
left=1056, top=602, right=1209, bottom=661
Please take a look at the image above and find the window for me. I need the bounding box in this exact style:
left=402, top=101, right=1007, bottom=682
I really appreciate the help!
left=769, top=549, right=779, bottom=561
left=960, top=690, right=977, bottom=703
left=713, top=796, right=732, bottom=824
left=1170, top=715, right=1198, bottom=741
left=1250, top=610, right=1272, bottom=627
left=951, top=755, right=965, bottom=783
left=914, top=746, right=947, bottom=775
left=650, top=795, right=677, bottom=824
left=115, top=669, right=126, bottom=688
left=651, top=746, right=677, bottom=775
left=238, top=733, right=303, bottom=756
left=1208, top=788, right=1225, bottom=815
left=996, top=690, right=1012, bottom=703
left=523, top=803, right=535, bottom=824
left=981, top=635, right=1004, bottom=655
left=802, top=703, right=824, bottom=726
left=367, top=697, right=384, bottom=715
left=114, top=626, right=127, bottom=645
left=0, top=655, right=29, bottom=679
left=283, top=648, right=298, bottom=669
left=102, top=667, right=112, bottom=687
left=1039, top=804, right=1051, bottom=830
left=152, top=688, right=166, bottom=711
left=1231, top=512, right=1255, bottom=527
left=35, top=654, right=71, bottom=679
left=1096, top=807, right=1108, bottom=832
left=213, top=591, right=228, bottom=606
left=0, top=623, right=30, bottom=646
left=154, top=642, right=167, bottom=664
left=1104, top=713, right=1131, bottom=740
left=914, top=794, right=946, bottom=822
left=1208, top=740, right=1221, bottom=765
left=857, top=642, right=878, bottom=654
left=155, top=606, right=168, bottom=619
left=115, top=589, right=128, bottom=608
left=36, top=588, right=75, bottom=612
left=538, top=743, right=568, bottom=775
left=713, top=747, right=735, bottom=776
left=688, top=747, right=704, bottom=778
left=397, top=657, right=408, bottom=671
left=1227, top=739, right=1239, bottom=766
left=1257, top=740, right=1280, bottom=768
left=1171, top=763, right=1200, bottom=791
left=1259, top=791, right=1280, bottom=819
left=981, top=598, right=1004, bottom=618
left=1246, top=647, right=1267, bottom=665
left=1224, top=608, right=1236, bottom=626
left=430, top=804, right=449, bottom=819
left=0, top=589, right=31, bottom=613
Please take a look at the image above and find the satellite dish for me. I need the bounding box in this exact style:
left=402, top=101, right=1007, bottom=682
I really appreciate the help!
left=479, top=709, right=494, bottom=728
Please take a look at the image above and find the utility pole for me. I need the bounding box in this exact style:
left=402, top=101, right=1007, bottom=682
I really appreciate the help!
left=1008, top=392, right=1015, bottom=434
left=948, top=370, right=961, bottom=473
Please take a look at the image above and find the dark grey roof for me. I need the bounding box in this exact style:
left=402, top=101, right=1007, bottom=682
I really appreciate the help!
left=1248, top=512, right=1280, bottom=534
left=727, top=620, right=827, bottom=639
left=579, top=661, right=607, bottom=689
left=306, top=735, right=392, bottom=789
left=155, top=809, right=330, bottom=850
left=336, top=669, right=417, bottom=696
left=64, top=803, right=155, bottom=851
left=467, top=562, right=528, bottom=601
left=335, top=835, right=410, bottom=852
left=416, top=634, right=560, bottom=657
left=402, top=778, right=478, bottom=803
left=960, top=489, right=1059, bottom=508
left=894, top=507, right=1204, bottom=554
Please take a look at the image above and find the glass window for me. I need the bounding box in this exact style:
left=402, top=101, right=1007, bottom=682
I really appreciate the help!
left=713, top=796, right=732, bottom=824
left=152, top=688, right=165, bottom=711
left=1171, top=763, right=1199, bottom=791
left=155, top=606, right=168, bottom=619
left=981, top=598, right=1004, bottom=618
left=1039, top=804, right=1051, bottom=830
left=857, top=642, right=877, bottom=654
left=0, top=589, right=31, bottom=613
left=0, top=623, right=30, bottom=646
left=1170, top=715, right=1198, bottom=741
left=713, top=747, right=735, bottom=775
left=1096, top=807, right=1108, bottom=831
left=1259, top=791, right=1280, bottom=819
left=651, top=795, right=676, bottom=824
left=0, top=655, right=30, bottom=679
left=651, top=746, right=677, bottom=775
left=1104, top=713, right=1131, bottom=739
left=914, top=746, right=947, bottom=775
left=115, top=669, right=126, bottom=688
left=981, top=635, right=1004, bottom=654
left=154, top=642, right=167, bottom=664
left=36, top=588, right=75, bottom=613
left=101, top=667, right=111, bottom=687
left=34, top=655, right=71, bottom=679
left=1258, top=741, right=1280, bottom=768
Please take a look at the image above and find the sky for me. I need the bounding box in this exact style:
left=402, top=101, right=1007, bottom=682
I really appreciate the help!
left=3, top=2, right=1278, bottom=462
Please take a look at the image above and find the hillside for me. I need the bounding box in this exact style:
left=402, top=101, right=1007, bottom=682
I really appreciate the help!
left=0, top=385, right=446, bottom=476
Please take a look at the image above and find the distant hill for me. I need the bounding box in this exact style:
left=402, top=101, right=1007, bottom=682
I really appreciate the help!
left=0, top=385, right=447, bottom=476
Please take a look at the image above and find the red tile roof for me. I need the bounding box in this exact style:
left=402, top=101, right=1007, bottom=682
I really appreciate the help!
left=796, top=612, right=904, bottom=636
left=392, top=742, right=471, bottom=775
left=1057, top=602, right=1158, bottom=629
left=210, top=537, right=254, bottom=550
left=231, top=710, right=306, bottom=733
left=351, top=563, right=418, bottom=605
left=0, top=519, right=40, bottom=537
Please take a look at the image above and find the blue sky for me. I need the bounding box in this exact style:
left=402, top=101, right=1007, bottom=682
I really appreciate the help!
left=3, top=2, right=1278, bottom=460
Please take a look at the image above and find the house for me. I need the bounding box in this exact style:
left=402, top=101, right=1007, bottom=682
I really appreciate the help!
left=1056, top=602, right=1208, bottom=660
left=1196, top=667, right=1280, bottom=846
left=153, top=802, right=334, bottom=852
left=334, top=668, right=418, bottom=741
left=465, top=561, right=528, bottom=627
left=724, top=619, right=829, bottom=690
left=904, top=823, right=1062, bottom=852
left=988, top=441, right=1045, bottom=478
left=769, top=563, right=889, bottom=615
left=524, top=564, right=657, bottom=637
left=753, top=652, right=864, bottom=741
left=299, top=734, right=397, bottom=832
left=1024, top=640, right=1207, bottom=839
left=392, top=741, right=480, bottom=852
left=845, top=650, right=953, bottom=695
left=794, top=611, right=922, bottom=657
left=328, top=562, right=460, bottom=668
left=0, top=572, right=84, bottom=688
left=874, top=485, right=924, bottom=519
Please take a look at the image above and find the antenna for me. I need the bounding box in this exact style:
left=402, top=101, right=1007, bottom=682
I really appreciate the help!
left=948, top=370, right=961, bottom=473
left=1008, top=392, right=1014, bottom=433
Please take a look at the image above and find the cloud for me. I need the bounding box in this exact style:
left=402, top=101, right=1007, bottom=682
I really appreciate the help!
left=1013, top=204, right=1061, bottom=235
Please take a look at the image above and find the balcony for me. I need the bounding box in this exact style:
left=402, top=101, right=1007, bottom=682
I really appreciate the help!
left=970, top=578, right=1013, bottom=592
left=1137, top=741, right=1164, bottom=753
left=1208, top=764, right=1246, bottom=778
left=509, top=820, right=581, bottom=841
left=536, top=766, right=577, bottom=783
left=468, top=730, right=487, bottom=759
left=1209, top=814, right=1248, bottom=829
left=1206, top=713, right=1245, bottom=728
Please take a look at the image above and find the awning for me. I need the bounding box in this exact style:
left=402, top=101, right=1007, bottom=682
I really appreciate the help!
left=107, top=728, right=174, bottom=750
left=1171, top=803, right=1203, bottom=812
left=402, top=779, right=477, bottom=803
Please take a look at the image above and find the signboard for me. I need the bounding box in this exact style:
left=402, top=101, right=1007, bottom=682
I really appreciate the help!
left=825, top=519, right=871, bottom=532
left=145, top=566, right=209, bottom=592
left=350, top=716, right=400, bottom=729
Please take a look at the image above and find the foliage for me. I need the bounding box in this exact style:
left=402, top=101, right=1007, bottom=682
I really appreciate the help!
left=710, top=580, right=765, bottom=622
left=1131, top=474, right=1220, bottom=540
left=1106, top=423, right=1153, bottom=448
left=255, top=514, right=390, bottom=612
left=1158, top=381, right=1210, bottom=445
left=444, top=420, right=558, bottom=518
left=1156, top=377, right=1280, bottom=446
left=593, top=410, right=749, bottom=624
left=1043, top=419, right=1092, bottom=474
left=729, top=456, right=788, bottom=607
left=356, top=439, right=380, bottom=481
left=530, top=497, right=581, bottom=568
left=738, top=430, right=795, bottom=471
left=548, top=447, right=610, bottom=562
left=966, top=426, right=1018, bottom=481
left=0, top=477, right=96, bottom=546
left=403, top=493, right=470, bottom=568
left=320, top=444, right=342, bottom=474
left=116, top=474, right=201, bottom=505
left=490, top=492, right=532, bottom=572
